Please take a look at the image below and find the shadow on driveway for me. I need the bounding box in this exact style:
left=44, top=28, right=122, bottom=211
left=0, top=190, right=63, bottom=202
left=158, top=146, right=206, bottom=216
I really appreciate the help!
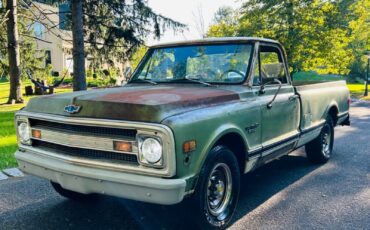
left=0, top=150, right=320, bottom=230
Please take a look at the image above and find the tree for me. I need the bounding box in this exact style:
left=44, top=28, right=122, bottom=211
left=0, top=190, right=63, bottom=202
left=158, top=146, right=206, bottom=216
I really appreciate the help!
left=208, top=0, right=370, bottom=76
left=207, top=6, right=238, bottom=37
left=1, top=0, right=50, bottom=103
left=70, top=0, right=85, bottom=91
left=192, top=3, right=206, bottom=38
left=130, top=45, right=148, bottom=70
left=213, top=6, right=235, bottom=25
left=6, top=0, right=22, bottom=104
left=28, top=0, right=185, bottom=91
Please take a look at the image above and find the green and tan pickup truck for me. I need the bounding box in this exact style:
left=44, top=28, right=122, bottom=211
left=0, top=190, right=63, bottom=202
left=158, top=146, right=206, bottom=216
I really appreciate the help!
left=15, top=37, right=350, bottom=229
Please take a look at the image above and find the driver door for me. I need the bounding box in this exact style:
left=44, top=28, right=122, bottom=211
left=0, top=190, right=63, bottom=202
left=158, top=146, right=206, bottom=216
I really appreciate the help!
left=256, top=44, right=300, bottom=157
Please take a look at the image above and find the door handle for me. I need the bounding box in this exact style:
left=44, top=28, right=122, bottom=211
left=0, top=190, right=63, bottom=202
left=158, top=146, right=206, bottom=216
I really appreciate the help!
left=289, top=95, right=299, bottom=101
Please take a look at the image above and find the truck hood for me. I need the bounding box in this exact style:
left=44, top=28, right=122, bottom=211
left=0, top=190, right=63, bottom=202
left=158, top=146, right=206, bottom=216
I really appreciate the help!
left=24, top=85, right=240, bottom=123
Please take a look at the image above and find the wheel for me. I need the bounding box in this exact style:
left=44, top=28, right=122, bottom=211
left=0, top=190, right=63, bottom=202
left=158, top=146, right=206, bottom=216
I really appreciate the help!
left=51, top=181, right=95, bottom=201
left=190, top=145, right=240, bottom=229
left=305, top=115, right=334, bottom=164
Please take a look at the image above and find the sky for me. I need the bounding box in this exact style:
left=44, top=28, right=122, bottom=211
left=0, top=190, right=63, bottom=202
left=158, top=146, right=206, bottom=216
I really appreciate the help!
left=146, top=0, right=241, bottom=45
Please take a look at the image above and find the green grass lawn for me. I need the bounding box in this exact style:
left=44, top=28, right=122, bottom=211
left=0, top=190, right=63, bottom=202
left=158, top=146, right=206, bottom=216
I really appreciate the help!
left=0, top=81, right=72, bottom=169
left=293, top=71, right=346, bottom=81
left=0, top=110, right=18, bottom=169
left=347, top=83, right=370, bottom=100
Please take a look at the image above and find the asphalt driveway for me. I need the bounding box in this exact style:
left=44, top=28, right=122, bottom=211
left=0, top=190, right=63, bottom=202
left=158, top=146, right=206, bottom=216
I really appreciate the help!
left=0, top=101, right=369, bottom=230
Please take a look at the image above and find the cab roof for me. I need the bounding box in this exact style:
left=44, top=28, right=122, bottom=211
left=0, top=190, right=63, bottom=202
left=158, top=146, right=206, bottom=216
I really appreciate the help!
left=150, top=37, right=281, bottom=48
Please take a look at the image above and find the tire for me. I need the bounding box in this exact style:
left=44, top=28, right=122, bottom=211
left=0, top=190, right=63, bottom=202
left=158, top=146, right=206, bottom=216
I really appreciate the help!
left=190, top=145, right=240, bottom=229
left=51, top=181, right=95, bottom=201
left=305, top=115, right=334, bottom=164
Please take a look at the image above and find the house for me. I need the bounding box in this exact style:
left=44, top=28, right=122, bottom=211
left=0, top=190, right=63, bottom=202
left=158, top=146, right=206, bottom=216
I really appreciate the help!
left=31, top=1, right=128, bottom=79
left=32, top=2, right=73, bottom=75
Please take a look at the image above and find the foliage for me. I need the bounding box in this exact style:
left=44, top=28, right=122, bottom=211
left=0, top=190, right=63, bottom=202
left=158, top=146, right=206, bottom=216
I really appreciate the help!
left=43, top=0, right=185, bottom=68
left=52, top=67, right=120, bottom=87
left=208, top=0, right=370, bottom=76
left=208, top=6, right=238, bottom=37
left=0, top=4, right=45, bottom=80
left=347, top=83, right=370, bottom=100
left=213, top=6, right=236, bottom=25
left=130, top=45, right=148, bottom=70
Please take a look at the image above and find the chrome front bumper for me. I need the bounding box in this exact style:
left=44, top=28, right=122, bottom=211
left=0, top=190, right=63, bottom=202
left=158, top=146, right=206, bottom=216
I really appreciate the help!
left=16, top=149, right=187, bottom=205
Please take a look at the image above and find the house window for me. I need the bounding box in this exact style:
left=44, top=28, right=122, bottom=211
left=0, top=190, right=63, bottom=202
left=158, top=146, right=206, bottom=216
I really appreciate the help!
left=45, top=50, right=52, bottom=66
left=33, top=22, right=45, bottom=39
left=59, top=3, right=71, bottom=30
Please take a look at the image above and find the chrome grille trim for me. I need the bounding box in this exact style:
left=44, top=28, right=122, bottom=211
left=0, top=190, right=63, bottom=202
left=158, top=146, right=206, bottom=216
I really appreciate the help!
left=29, top=118, right=137, bottom=139
left=30, top=127, right=138, bottom=155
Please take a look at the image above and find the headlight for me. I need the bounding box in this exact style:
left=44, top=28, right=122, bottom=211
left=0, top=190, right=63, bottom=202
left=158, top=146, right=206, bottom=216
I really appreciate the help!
left=17, top=121, right=30, bottom=144
left=140, top=137, right=162, bottom=164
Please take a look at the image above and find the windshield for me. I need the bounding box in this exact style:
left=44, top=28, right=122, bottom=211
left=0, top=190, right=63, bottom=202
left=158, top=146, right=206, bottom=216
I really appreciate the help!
left=130, top=43, right=253, bottom=84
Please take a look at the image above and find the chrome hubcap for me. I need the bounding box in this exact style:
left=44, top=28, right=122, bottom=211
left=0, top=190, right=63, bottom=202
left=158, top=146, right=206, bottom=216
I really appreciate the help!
left=206, top=163, right=232, bottom=219
left=322, top=125, right=332, bottom=157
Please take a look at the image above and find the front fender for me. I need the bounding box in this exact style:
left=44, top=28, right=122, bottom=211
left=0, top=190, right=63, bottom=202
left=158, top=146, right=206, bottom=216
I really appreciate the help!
left=194, top=124, right=248, bottom=175
left=162, top=98, right=260, bottom=189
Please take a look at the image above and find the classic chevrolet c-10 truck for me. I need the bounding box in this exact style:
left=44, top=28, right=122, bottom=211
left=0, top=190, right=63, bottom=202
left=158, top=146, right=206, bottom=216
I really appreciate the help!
left=15, top=37, right=350, bottom=229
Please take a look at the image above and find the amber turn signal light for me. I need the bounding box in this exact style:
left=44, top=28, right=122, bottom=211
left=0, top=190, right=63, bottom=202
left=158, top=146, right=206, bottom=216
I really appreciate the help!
left=183, top=140, right=196, bottom=153
left=113, top=141, right=132, bottom=152
left=31, top=129, right=42, bottom=139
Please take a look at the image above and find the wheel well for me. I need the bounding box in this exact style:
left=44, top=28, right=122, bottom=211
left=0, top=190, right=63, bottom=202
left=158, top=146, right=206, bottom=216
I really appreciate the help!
left=214, top=133, right=246, bottom=173
left=328, top=106, right=338, bottom=125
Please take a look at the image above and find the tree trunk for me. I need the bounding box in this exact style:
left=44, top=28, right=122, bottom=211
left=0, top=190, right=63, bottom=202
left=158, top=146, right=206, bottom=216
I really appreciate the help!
left=6, top=0, right=23, bottom=104
left=71, top=0, right=86, bottom=91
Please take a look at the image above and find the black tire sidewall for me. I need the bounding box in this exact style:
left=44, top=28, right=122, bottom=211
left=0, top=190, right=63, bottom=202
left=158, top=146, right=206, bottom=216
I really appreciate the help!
left=306, top=115, right=335, bottom=163
left=323, top=116, right=334, bottom=159
left=191, top=145, right=240, bottom=229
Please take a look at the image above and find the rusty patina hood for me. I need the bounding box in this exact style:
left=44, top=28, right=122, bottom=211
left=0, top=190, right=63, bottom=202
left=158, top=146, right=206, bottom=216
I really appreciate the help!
left=25, top=85, right=240, bottom=123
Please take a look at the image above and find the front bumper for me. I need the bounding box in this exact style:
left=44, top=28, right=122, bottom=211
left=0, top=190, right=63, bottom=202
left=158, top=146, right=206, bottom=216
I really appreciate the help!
left=15, top=149, right=187, bottom=205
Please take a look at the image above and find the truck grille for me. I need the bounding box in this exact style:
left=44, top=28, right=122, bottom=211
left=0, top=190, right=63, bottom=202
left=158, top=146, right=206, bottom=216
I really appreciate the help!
left=29, top=118, right=139, bottom=166
left=29, top=118, right=137, bottom=139
left=32, top=140, right=139, bottom=165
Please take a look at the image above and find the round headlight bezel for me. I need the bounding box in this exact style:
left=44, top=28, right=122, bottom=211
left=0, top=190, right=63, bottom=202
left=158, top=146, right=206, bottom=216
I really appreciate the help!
left=17, top=121, right=31, bottom=144
left=139, top=137, right=163, bottom=165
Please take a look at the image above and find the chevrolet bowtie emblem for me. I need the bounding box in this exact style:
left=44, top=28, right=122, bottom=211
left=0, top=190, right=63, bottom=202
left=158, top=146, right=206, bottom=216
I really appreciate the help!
left=64, top=104, right=81, bottom=114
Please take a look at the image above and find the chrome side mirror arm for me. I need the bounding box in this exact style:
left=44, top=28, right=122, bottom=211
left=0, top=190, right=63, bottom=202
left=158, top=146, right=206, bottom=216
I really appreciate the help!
left=266, top=79, right=282, bottom=109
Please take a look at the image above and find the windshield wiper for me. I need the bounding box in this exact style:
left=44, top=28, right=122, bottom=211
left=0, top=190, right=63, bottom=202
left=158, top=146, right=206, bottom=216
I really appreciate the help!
left=131, top=78, right=158, bottom=85
left=182, top=75, right=212, bottom=87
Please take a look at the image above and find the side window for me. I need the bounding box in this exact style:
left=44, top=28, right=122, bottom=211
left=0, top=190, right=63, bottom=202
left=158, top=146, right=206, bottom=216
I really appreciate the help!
left=259, top=46, right=287, bottom=84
